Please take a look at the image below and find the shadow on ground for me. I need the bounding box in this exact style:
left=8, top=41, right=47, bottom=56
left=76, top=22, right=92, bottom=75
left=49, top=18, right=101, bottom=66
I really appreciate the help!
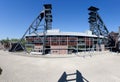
left=0, top=67, right=2, bottom=75
left=58, top=70, right=89, bottom=82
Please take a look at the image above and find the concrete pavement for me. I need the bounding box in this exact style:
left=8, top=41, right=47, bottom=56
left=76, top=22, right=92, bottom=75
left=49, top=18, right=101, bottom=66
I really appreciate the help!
left=0, top=50, right=120, bottom=82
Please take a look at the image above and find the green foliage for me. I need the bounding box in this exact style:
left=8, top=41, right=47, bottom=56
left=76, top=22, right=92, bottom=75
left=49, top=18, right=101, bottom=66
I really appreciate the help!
left=21, top=39, right=26, bottom=47
left=10, top=38, right=19, bottom=43
left=0, top=37, right=10, bottom=44
left=0, top=38, right=27, bottom=46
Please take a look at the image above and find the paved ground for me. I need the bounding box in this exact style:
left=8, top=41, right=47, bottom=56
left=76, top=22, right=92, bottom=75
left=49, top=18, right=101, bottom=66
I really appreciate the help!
left=0, top=50, right=120, bottom=82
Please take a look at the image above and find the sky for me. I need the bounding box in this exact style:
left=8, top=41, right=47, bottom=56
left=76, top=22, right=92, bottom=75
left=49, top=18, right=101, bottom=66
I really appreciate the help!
left=0, top=0, right=120, bottom=39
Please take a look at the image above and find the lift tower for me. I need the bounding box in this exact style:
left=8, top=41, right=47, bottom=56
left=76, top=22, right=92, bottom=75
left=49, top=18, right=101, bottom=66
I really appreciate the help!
left=43, top=4, right=52, bottom=55
left=88, top=6, right=110, bottom=51
left=88, top=6, right=109, bottom=37
left=10, top=4, right=52, bottom=55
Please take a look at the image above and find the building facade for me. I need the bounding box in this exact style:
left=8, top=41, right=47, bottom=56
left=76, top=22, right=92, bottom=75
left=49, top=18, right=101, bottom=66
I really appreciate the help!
left=26, top=29, right=105, bottom=54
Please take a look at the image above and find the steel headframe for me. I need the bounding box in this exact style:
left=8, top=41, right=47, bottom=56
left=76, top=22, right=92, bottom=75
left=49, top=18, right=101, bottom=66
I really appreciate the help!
left=88, top=6, right=109, bottom=37
left=42, top=4, right=52, bottom=55
left=12, top=4, right=52, bottom=55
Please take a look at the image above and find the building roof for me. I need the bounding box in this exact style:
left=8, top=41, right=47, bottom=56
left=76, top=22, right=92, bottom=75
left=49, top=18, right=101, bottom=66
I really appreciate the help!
left=27, top=29, right=104, bottom=38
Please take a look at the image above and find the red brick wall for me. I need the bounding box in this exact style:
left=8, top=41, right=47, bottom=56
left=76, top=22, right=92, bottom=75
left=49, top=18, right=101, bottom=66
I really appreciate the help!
left=51, top=46, right=68, bottom=54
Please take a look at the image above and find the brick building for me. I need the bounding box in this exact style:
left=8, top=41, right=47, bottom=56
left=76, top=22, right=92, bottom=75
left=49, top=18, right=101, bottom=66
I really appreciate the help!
left=26, top=29, right=105, bottom=54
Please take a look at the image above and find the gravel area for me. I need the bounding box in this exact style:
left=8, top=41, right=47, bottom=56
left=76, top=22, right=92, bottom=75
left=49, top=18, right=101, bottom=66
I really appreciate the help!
left=0, top=50, right=120, bottom=82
